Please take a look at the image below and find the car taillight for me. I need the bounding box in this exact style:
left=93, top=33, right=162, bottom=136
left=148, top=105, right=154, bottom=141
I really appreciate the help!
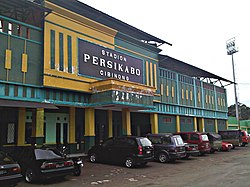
left=138, top=145, right=143, bottom=155
left=41, top=162, right=56, bottom=169
left=64, top=160, right=74, bottom=167
left=12, top=167, right=21, bottom=173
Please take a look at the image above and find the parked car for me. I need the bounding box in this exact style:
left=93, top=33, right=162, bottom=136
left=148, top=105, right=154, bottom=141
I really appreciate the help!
left=0, top=151, right=22, bottom=187
left=221, top=141, right=233, bottom=151
left=203, top=132, right=222, bottom=153
left=10, top=147, right=75, bottom=183
left=175, top=132, right=211, bottom=155
left=241, top=130, right=249, bottom=147
left=183, top=143, right=199, bottom=159
left=88, top=136, right=154, bottom=168
left=146, top=133, right=186, bottom=163
left=218, top=130, right=242, bottom=148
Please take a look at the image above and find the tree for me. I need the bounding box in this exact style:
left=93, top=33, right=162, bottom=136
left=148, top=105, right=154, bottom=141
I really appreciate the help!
left=228, top=103, right=250, bottom=120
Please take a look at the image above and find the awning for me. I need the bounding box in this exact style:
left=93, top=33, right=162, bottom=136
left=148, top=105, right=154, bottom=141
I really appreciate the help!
left=0, top=99, right=58, bottom=109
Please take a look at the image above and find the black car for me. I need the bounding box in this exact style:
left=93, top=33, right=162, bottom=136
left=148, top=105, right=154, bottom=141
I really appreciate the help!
left=88, top=136, right=154, bottom=168
left=0, top=151, right=22, bottom=187
left=10, top=147, right=75, bottom=183
left=146, top=133, right=186, bottom=163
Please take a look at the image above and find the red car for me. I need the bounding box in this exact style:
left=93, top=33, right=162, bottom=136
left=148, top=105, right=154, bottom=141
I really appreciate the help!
left=241, top=130, right=249, bottom=147
left=221, top=141, right=233, bottom=151
left=175, top=132, right=211, bottom=155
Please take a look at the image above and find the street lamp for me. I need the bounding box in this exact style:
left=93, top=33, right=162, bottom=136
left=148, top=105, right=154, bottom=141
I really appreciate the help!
left=226, top=37, right=240, bottom=130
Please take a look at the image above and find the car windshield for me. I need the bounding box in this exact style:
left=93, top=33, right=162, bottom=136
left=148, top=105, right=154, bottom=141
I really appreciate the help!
left=35, top=149, right=63, bottom=160
left=201, top=135, right=209, bottom=141
left=173, top=136, right=184, bottom=146
left=139, top=138, right=152, bottom=147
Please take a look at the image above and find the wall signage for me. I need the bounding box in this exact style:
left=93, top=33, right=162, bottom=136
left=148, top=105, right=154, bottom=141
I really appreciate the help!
left=78, top=39, right=143, bottom=83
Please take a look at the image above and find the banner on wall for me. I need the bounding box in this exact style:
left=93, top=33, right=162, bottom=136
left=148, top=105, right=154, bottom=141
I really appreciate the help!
left=78, top=39, right=143, bottom=84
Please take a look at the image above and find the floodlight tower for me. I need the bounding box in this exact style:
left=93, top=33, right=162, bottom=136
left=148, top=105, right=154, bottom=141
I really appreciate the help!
left=226, top=37, right=240, bottom=130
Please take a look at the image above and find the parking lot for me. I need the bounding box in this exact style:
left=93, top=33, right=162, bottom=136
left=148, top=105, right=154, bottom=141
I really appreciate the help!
left=16, top=145, right=250, bottom=187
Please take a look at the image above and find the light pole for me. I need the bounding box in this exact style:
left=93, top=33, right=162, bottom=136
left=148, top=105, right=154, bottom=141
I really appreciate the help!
left=226, top=37, right=240, bottom=130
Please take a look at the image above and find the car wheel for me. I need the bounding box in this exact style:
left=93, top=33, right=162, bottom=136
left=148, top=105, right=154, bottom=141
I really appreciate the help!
left=158, top=152, right=169, bottom=163
left=184, top=154, right=190, bottom=159
left=125, top=157, right=134, bottom=168
left=25, top=168, right=35, bottom=183
left=89, top=153, right=97, bottom=163
left=210, top=149, right=215, bottom=154
left=73, top=167, right=81, bottom=176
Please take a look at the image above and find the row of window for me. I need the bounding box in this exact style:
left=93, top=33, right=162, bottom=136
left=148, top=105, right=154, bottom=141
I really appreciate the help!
left=50, top=30, right=73, bottom=73
left=160, top=83, right=226, bottom=107
left=0, top=19, right=30, bottom=39
left=4, top=85, right=36, bottom=98
left=159, top=69, right=176, bottom=80
left=45, top=89, right=90, bottom=104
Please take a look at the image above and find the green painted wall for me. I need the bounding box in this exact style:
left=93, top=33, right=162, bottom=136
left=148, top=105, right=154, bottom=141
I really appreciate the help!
left=180, top=117, right=194, bottom=132
left=204, top=119, right=215, bottom=132
left=158, top=114, right=176, bottom=133
left=0, top=16, right=43, bottom=86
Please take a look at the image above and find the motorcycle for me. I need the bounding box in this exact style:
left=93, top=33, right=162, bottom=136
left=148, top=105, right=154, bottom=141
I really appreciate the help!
left=62, top=146, right=84, bottom=176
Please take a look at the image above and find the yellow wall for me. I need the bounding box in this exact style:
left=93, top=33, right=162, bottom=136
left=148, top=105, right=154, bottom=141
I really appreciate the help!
left=44, top=1, right=117, bottom=92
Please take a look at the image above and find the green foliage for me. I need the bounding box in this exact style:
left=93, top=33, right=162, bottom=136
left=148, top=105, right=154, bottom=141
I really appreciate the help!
left=228, top=103, right=250, bottom=120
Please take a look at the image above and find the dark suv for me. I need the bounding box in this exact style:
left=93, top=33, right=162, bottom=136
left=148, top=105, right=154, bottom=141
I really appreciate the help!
left=146, top=134, right=186, bottom=163
left=88, top=136, right=154, bottom=168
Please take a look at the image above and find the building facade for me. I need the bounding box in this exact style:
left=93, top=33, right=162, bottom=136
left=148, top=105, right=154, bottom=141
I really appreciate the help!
left=228, top=117, right=250, bottom=133
left=0, top=0, right=229, bottom=153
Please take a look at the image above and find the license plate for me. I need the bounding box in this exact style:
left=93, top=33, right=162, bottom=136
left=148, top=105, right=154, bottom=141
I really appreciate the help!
left=56, top=164, right=64, bottom=168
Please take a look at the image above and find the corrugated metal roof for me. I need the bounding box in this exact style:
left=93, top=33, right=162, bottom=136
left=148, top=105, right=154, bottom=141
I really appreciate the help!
left=159, top=54, right=233, bottom=84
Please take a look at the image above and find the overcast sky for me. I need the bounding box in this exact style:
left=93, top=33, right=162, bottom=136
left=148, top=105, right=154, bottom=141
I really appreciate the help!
left=80, top=0, right=250, bottom=107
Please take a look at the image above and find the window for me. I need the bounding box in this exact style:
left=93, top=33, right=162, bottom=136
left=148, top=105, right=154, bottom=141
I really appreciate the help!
left=201, top=135, right=209, bottom=141
left=23, top=87, right=27, bottom=97
left=148, top=137, right=161, bottom=144
left=103, top=139, right=114, bottom=147
left=7, top=123, right=15, bottom=144
left=174, top=136, right=184, bottom=146
left=180, top=134, right=188, bottom=141
left=17, top=25, right=22, bottom=36
left=26, top=28, right=30, bottom=39
left=139, top=138, right=152, bottom=146
left=163, top=117, right=172, bottom=123
left=67, top=35, right=72, bottom=73
left=0, top=20, right=3, bottom=32
left=8, top=23, right=12, bottom=35
left=162, top=137, right=171, bottom=145
left=59, top=32, right=64, bottom=71
left=190, top=134, right=199, bottom=141
left=50, top=30, right=55, bottom=69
